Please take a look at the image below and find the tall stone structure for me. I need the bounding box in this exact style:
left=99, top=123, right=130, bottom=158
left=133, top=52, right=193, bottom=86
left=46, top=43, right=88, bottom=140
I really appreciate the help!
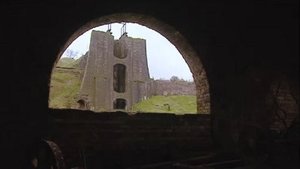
left=78, top=30, right=150, bottom=111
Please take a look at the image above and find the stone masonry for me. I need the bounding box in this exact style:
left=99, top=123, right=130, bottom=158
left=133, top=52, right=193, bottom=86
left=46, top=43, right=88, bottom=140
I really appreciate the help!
left=79, top=30, right=151, bottom=111
left=78, top=30, right=196, bottom=112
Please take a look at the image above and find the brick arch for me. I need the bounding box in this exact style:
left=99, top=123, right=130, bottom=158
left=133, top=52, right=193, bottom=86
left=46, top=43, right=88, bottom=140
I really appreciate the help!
left=54, top=13, right=210, bottom=113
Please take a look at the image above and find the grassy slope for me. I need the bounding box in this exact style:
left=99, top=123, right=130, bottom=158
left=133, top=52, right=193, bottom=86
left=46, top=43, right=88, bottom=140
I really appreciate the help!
left=50, top=57, right=197, bottom=113
left=49, top=58, right=82, bottom=109
left=132, top=95, right=197, bottom=114
left=56, top=57, right=77, bottom=67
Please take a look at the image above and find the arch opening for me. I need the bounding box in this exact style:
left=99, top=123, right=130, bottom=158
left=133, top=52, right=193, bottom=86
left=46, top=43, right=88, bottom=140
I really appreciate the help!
left=48, top=12, right=214, bottom=169
left=114, top=98, right=127, bottom=110
left=50, top=13, right=210, bottom=114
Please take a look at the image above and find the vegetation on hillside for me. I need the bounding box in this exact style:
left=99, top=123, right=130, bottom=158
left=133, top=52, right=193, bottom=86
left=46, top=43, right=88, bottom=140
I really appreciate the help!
left=56, top=57, right=80, bottom=68
left=49, top=57, right=82, bottom=109
left=50, top=57, right=197, bottom=114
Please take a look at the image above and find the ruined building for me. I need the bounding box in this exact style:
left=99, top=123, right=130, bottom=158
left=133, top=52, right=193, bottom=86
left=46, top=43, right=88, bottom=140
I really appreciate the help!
left=77, top=29, right=196, bottom=112
left=79, top=30, right=151, bottom=111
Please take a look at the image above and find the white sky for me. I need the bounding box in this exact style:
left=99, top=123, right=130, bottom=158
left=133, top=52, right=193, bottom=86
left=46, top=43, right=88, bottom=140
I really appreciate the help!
left=62, top=23, right=193, bottom=81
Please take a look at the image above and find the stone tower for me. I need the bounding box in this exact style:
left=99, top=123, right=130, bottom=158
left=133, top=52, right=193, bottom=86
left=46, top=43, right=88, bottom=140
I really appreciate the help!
left=78, top=30, right=150, bottom=112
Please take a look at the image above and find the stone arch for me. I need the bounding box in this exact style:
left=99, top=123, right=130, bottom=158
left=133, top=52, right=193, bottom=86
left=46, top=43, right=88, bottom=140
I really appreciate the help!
left=53, top=13, right=210, bottom=113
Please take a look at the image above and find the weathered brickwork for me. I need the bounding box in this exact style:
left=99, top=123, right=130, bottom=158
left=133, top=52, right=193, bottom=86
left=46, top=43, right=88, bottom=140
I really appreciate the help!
left=267, top=78, right=299, bottom=132
left=195, top=69, right=210, bottom=113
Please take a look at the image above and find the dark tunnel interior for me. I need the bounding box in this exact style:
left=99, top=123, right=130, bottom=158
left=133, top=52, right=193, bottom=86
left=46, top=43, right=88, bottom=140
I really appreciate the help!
left=1, top=0, right=299, bottom=169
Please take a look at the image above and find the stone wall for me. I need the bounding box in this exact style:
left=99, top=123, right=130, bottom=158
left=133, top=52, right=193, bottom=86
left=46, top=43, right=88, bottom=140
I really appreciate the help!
left=79, top=31, right=114, bottom=111
left=266, top=76, right=299, bottom=132
left=78, top=52, right=88, bottom=70
left=149, top=79, right=196, bottom=96
left=195, top=70, right=210, bottom=113
left=49, top=109, right=212, bottom=169
left=78, top=31, right=150, bottom=112
left=77, top=31, right=197, bottom=112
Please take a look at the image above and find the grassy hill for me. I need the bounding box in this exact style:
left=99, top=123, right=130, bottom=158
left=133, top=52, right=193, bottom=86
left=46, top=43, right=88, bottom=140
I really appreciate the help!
left=49, top=57, right=82, bottom=109
left=132, top=95, right=197, bottom=114
left=50, top=57, right=197, bottom=114
left=56, top=57, right=81, bottom=68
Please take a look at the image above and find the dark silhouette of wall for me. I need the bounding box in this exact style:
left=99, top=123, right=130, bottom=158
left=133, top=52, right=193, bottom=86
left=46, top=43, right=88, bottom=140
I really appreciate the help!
left=49, top=109, right=212, bottom=168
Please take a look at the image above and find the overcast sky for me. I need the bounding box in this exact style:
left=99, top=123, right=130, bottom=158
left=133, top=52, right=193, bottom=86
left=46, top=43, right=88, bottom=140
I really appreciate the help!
left=62, top=23, right=193, bottom=81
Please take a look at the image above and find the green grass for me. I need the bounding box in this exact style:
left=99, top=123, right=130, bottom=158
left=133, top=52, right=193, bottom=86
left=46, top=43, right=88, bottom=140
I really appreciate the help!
left=50, top=58, right=197, bottom=113
left=56, top=57, right=78, bottom=68
left=49, top=68, right=82, bottom=109
left=132, top=95, right=197, bottom=114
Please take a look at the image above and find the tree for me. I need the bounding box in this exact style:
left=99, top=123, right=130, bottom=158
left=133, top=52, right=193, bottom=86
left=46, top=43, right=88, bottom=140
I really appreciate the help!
left=64, top=49, right=79, bottom=59
left=170, top=76, right=179, bottom=82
